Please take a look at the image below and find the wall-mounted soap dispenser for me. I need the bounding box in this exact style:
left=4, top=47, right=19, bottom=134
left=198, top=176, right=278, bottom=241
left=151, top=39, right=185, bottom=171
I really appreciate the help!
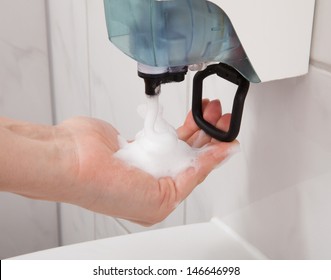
left=104, top=0, right=315, bottom=141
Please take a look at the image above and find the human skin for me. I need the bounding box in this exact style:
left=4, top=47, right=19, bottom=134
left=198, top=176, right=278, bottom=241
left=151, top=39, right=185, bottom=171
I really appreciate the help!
left=0, top=99, right=238, bottom=226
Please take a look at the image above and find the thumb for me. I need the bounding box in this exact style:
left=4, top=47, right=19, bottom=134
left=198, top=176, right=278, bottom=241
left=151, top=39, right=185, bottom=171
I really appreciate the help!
left=175, top=141, right=240, bottom=200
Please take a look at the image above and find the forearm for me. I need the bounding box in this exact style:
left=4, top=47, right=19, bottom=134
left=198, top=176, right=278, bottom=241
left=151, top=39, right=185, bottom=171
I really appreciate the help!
left=0, top=118, right=76, bottom=202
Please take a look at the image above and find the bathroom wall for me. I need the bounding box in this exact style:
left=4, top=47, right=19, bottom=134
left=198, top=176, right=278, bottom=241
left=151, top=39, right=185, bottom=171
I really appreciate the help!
left=0, top=0, right=58, bottom=259
left=46, top=0, right=331, bottom=259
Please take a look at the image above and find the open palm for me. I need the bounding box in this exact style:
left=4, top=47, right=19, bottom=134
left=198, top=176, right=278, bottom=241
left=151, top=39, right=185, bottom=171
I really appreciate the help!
left=58, top=100, right=238, bottom=226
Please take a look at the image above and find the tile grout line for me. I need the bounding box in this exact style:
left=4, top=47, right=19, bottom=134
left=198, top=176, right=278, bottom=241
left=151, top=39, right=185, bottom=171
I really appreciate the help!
left=44, top=0, right=63, bottom=247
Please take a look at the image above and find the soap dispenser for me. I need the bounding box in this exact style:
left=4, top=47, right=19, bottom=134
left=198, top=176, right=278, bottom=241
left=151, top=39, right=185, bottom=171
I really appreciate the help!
left=103, top=0, right=315, bottom=141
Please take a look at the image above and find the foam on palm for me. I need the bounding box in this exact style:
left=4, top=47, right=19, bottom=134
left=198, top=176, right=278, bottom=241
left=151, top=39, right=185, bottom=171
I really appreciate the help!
left=114, top=96, right=200, bottom=178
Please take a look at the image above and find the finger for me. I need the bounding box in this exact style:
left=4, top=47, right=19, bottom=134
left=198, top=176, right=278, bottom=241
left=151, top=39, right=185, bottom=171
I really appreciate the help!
left=175, top=141, right=240, bottom=201
left=177, top=99, right=210, bottom=141
left=216, top=113, right=231, bottom=131
left=186, top=100, right=223, bottom=146
left=190, top=112, right=233, bottom=147
left=211, top=113, right=232, bottom=144
left=202, top=99, right=222, bottom=125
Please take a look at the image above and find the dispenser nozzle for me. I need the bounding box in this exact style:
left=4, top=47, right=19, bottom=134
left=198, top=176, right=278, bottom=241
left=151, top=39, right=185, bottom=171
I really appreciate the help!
left=138, top=63, right=188, bottom=96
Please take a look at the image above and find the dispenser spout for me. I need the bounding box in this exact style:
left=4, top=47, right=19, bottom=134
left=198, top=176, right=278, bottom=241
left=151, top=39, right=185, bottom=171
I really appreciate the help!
left=138, top=64, right=188, bottom=96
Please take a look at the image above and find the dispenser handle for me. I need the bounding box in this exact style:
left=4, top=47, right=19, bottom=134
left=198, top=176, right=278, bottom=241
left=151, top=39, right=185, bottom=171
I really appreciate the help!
left=192, top=63, right=250, bottom=142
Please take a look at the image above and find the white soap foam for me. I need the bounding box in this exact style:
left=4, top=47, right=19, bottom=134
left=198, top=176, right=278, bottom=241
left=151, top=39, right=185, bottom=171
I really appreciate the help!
left=114, top=96, right=202, bottom=178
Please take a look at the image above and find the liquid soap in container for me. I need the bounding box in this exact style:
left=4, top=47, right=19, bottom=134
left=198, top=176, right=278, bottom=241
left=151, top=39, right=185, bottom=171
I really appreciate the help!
left=104, top=0, right=259, bottom=83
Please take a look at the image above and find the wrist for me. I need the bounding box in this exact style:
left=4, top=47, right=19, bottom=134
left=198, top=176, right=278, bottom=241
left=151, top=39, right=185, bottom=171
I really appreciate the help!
left=0, top=120, right=78, bottom=203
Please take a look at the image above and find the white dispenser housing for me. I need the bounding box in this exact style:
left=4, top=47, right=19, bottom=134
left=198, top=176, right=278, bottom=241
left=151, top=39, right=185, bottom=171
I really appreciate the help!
left=215, top=0, right=316, bottom=82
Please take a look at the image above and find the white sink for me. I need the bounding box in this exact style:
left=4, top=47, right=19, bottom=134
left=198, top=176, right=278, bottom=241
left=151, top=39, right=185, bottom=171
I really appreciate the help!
left=11, top=218, right=266, bottom=260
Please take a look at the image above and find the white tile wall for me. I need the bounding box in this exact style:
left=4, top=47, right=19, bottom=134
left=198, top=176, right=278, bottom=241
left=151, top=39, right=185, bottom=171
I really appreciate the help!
left=0, top=0, right=58, bottom=259
left=222, top=172, right=331, bottom=259
left=0, top=0, right=53, bottom=123
left=46, top=0, right=91, bottom=122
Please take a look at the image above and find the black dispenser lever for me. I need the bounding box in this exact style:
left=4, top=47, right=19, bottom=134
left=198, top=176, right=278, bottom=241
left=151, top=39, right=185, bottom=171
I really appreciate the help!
left=192, top=63, right=250, bottom=142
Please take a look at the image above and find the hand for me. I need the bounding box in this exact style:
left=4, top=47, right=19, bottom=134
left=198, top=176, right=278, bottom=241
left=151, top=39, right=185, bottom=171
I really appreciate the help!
left=56, top=99, right=239, bottom=226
